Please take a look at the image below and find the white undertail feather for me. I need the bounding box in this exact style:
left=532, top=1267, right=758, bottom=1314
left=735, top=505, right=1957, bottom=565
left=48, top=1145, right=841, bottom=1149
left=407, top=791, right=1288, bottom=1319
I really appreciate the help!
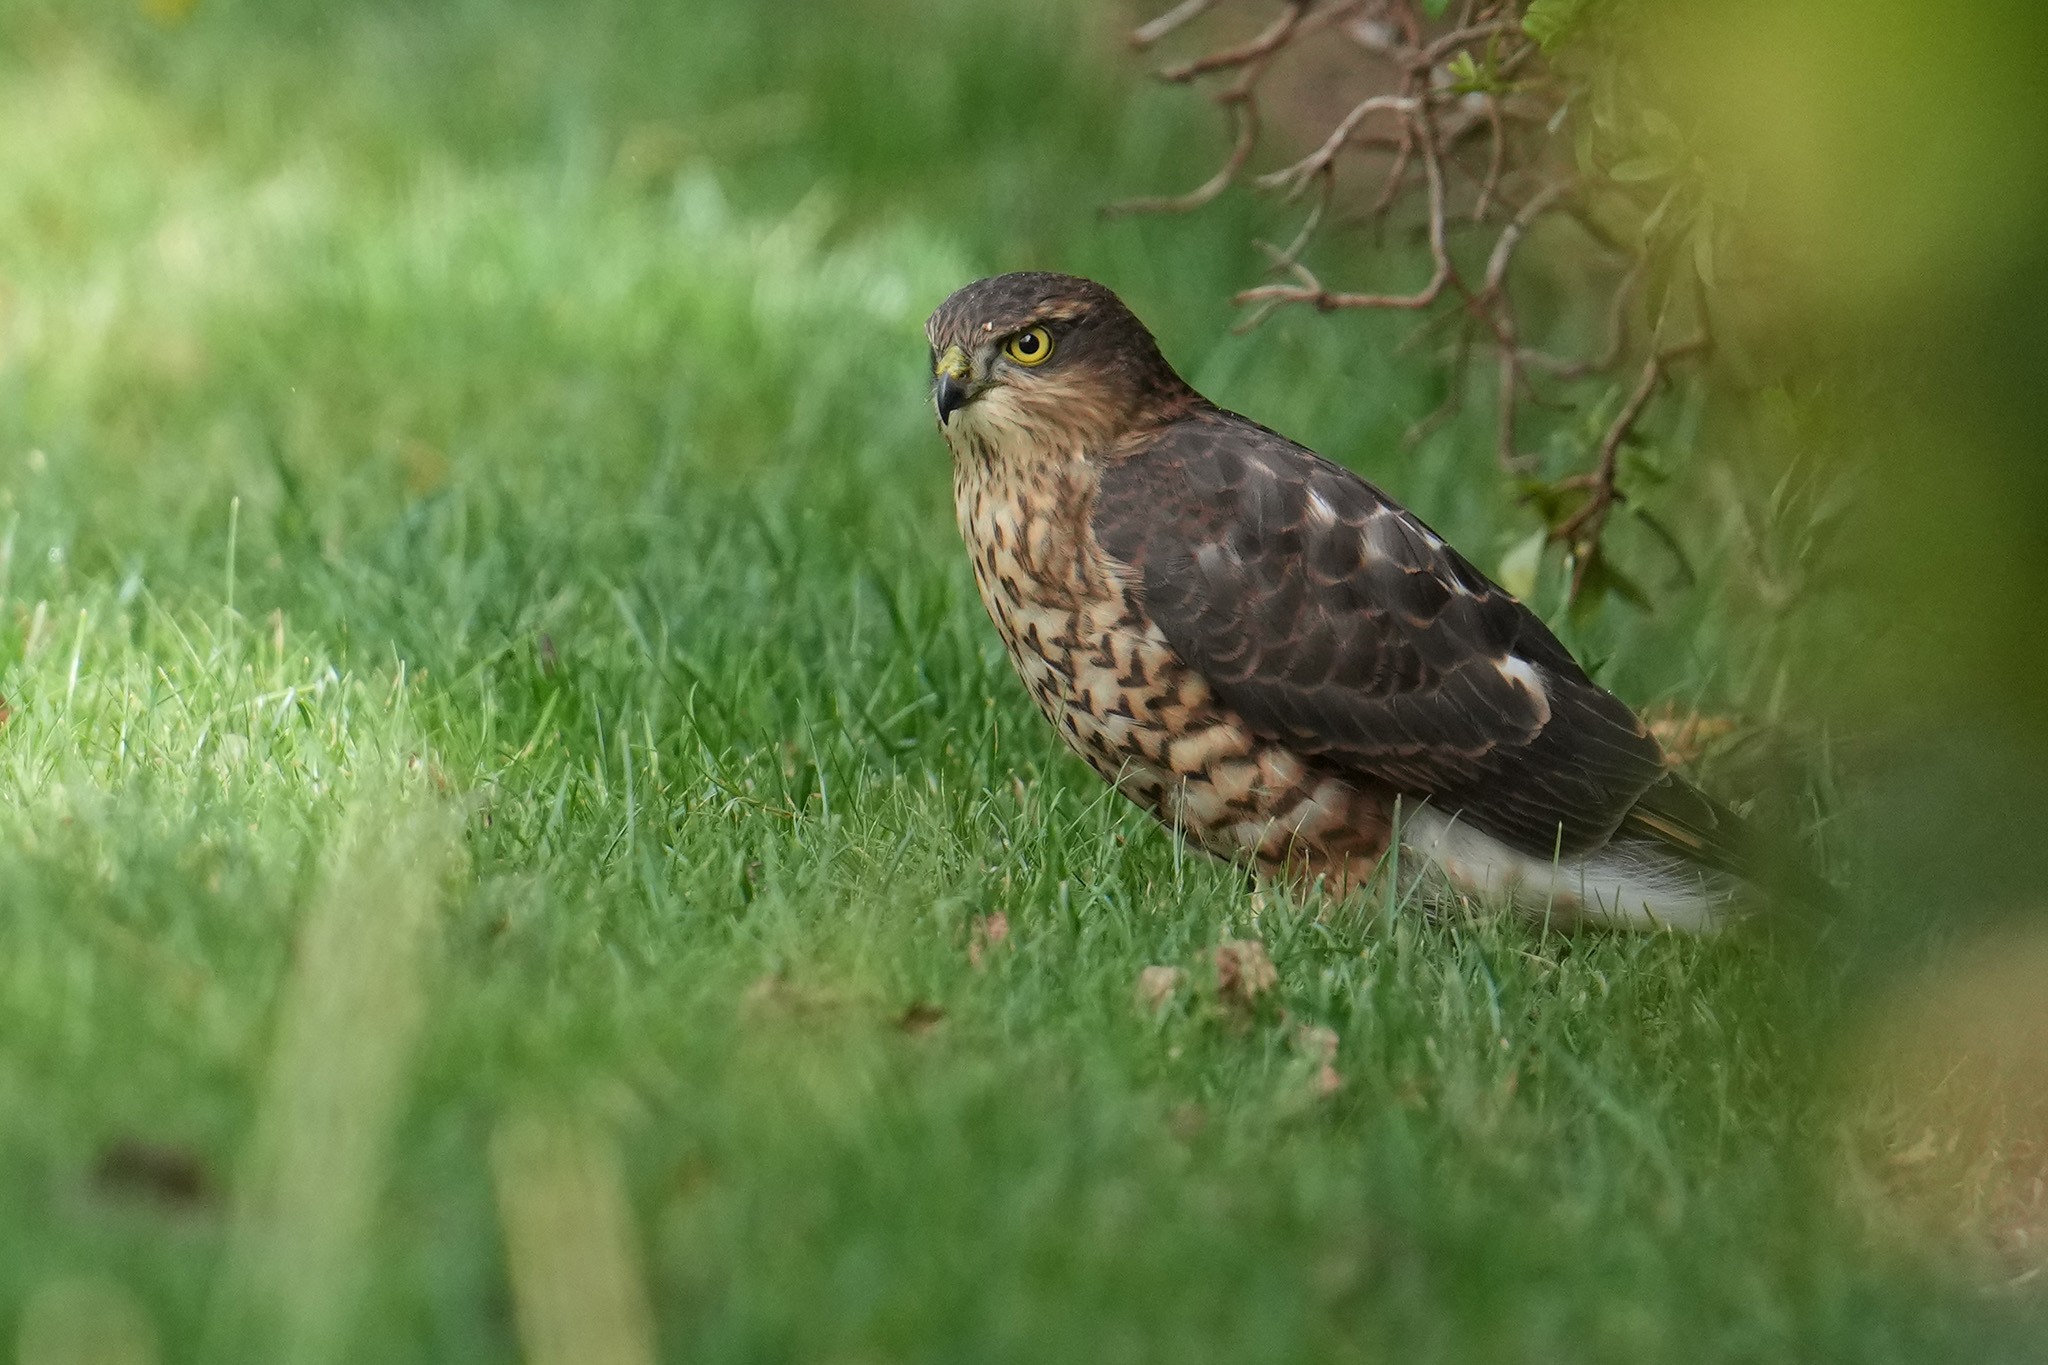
left=1400, top=806, right=1735, bottom=932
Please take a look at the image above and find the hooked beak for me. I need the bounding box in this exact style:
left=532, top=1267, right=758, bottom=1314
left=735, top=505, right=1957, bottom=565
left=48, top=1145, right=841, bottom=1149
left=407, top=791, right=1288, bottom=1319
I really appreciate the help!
left=932, top=345, right=972, bottom=424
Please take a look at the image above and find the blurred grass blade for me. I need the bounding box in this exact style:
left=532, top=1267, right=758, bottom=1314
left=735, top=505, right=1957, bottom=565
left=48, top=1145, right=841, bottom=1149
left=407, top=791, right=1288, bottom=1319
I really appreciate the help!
left=206, top=794, right=463, bottom=1365
left=490, top=1110, right=658, bottom=1365
left=16, top=1276, right=159, bottom=1365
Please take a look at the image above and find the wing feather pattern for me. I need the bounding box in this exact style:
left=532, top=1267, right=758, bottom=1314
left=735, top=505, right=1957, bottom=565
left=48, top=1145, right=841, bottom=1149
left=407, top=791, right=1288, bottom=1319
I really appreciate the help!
left=1095, top=408, right=1669, bottom=858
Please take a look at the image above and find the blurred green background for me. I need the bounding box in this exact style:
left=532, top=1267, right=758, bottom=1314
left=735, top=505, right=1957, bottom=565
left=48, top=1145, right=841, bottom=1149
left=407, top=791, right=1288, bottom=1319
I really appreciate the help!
left=0, top=0, right=2043, bottom=1361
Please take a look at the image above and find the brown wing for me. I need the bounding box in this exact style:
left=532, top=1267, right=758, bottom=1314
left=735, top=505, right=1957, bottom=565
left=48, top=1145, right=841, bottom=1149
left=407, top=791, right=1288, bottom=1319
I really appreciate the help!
left=1094, top=407, right=1668, bottom=858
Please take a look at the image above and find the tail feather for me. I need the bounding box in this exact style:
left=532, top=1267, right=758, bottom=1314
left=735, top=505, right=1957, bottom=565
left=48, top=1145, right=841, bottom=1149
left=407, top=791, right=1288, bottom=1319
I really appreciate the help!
left=1620, top=772, right=1839, bottom=912
left=1401, top=774, right=1837, bottom=932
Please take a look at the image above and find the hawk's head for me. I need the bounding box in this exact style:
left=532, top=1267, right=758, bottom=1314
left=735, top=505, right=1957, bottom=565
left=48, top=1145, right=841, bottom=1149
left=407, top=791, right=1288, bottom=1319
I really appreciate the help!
left=924, top=273, right=1195, bottom=459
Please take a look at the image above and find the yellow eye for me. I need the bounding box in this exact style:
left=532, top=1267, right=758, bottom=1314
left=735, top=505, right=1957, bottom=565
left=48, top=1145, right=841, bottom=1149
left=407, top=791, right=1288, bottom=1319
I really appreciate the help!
left=1003, top=326, right=1054, bottom=367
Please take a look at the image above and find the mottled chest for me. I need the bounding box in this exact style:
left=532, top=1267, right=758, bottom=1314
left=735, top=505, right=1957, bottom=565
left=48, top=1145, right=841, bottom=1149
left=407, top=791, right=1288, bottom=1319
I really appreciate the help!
left=951, top=456, right=1190, bottom=791
left=947, top=443, right=1392, bottom=889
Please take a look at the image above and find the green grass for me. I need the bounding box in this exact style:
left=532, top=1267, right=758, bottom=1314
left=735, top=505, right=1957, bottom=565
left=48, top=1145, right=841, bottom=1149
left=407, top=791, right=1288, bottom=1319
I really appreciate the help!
left=0, top=1, right=2039, bottom=1361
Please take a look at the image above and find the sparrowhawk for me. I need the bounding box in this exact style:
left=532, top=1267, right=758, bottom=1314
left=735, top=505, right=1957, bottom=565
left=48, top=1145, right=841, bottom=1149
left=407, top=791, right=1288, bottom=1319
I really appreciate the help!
left=927, top=272, right=1812, bottom=929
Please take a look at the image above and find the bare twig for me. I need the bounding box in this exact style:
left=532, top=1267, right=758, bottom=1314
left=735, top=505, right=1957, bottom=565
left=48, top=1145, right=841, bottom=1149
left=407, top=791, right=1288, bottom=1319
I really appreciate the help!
left=1483, top=178, right=1574, bottom=296
left=1521, top=256, right=1644, bottom=379
left=1448, top=177, right=1575, bottom=471
left=1495, top=344, right=1523, bottom=469
left=1160, top=2, right=1308, bottom=83
left=1473, top=94, right=1506, bottom=222
left=1105, top=97, right=1260, bottom=217
left=1256, top=94, right=1417, bottom=197
left=1402, top=320, right=1476, bottom=448
left=1368, top=115, right=1419, bottom=219
left=1131, top=0, right=1217, bottom=49
left=1236, top=101, right=1450, bottom=312
left=1553, top=338, right=1709, bottom=592
left=1420, top=20, right=1519, bottom=69
left=1257, top=167, right=1336, bottom=272
left=1344, top=14, right=1518, bottom=73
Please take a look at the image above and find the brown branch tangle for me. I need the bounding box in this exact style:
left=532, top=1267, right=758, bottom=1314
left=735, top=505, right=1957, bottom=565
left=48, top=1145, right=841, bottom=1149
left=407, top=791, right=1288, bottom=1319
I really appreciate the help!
left=1120, top=0, right=1710, bottom=605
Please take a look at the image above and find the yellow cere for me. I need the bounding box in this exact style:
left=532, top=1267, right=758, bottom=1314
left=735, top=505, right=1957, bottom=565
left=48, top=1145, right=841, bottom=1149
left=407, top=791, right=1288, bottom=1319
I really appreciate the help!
left=1003, top=326, right=1054, bottom=367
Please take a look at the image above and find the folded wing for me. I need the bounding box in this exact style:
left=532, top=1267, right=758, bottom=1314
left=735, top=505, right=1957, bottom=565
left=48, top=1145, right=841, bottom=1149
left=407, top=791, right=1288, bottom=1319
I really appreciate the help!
left=1094, top=408, right=1669, bottom=858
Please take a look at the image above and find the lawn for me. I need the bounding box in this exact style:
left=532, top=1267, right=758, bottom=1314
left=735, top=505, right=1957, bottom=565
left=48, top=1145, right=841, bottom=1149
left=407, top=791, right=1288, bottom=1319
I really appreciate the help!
left=0, top=1, right=2040, bottom=1361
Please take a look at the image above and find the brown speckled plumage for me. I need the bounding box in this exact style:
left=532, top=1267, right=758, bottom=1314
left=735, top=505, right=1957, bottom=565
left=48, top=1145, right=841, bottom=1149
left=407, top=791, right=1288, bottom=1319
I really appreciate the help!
left=927, top=272, right=1783, bottom=926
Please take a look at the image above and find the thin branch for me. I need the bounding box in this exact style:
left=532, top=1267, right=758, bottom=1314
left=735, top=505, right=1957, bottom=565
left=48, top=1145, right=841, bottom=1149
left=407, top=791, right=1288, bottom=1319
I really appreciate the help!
left=1236, top=101, right=1451, bottom=313
left=1394, top=296, right=1477, bottom=357
left=1255, top=94, right=1417, bottom=197
left=1131, top=0, right=1216, bottom=48
left=1472, top=94, right=1506, bottom=222
left=1445, top=179, right=1575, bottom=471
left=1159, top=2, right=1307, bottom=83
left=1403, top=321, right=1476, bottom=448
left=1493, top=35, right=1544, bottom=81
left=1368, top=111, right=1419, bottom=219
left=1420, top=20, right=1520, bottom=69
left=1520, top=256, right=1644, bottom=379
left=1560, top=356, right=1665, bottom=523
left=1553, top=338, right=1710, bottom=594
left=1394, top=0, right=1423, bottom=46
left=1495, top=344, right=1522, bottom=470
left=1105, top=97, right=1260, bottom=217
left=1257, top=166, right=1336, bottom=271
left=1344, top=15, right=1519, bottom=72
left=1484, top=178, right=1575, bottom=296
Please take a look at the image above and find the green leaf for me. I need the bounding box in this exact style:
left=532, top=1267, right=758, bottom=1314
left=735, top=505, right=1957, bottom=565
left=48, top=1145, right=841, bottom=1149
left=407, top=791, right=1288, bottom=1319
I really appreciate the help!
left=1570, top=548, right=1653, bottom=622
left=1692, top=203, right=1718, bottom=289
left=1630, top=508, right=1698, bottom=586
left=1573, top=119, right=1597, bottom=179
left=1523, top=0, right=1591, bottom=50
left=1608, top=156, right=1674, bottom=184
left=1422, top=0, right=1455, bottom=16
left=1606, top=558, right=1654, bottom=611
left=1639, top=108, right=1686, bottom=155
left=1565, top=555, right=1603, bottom=622
left=1516, top=478, right=1577, bottom=524
left=1498, top=529, right=1549, bottom=601
left=1637, top=181, right=1685, bottom=245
